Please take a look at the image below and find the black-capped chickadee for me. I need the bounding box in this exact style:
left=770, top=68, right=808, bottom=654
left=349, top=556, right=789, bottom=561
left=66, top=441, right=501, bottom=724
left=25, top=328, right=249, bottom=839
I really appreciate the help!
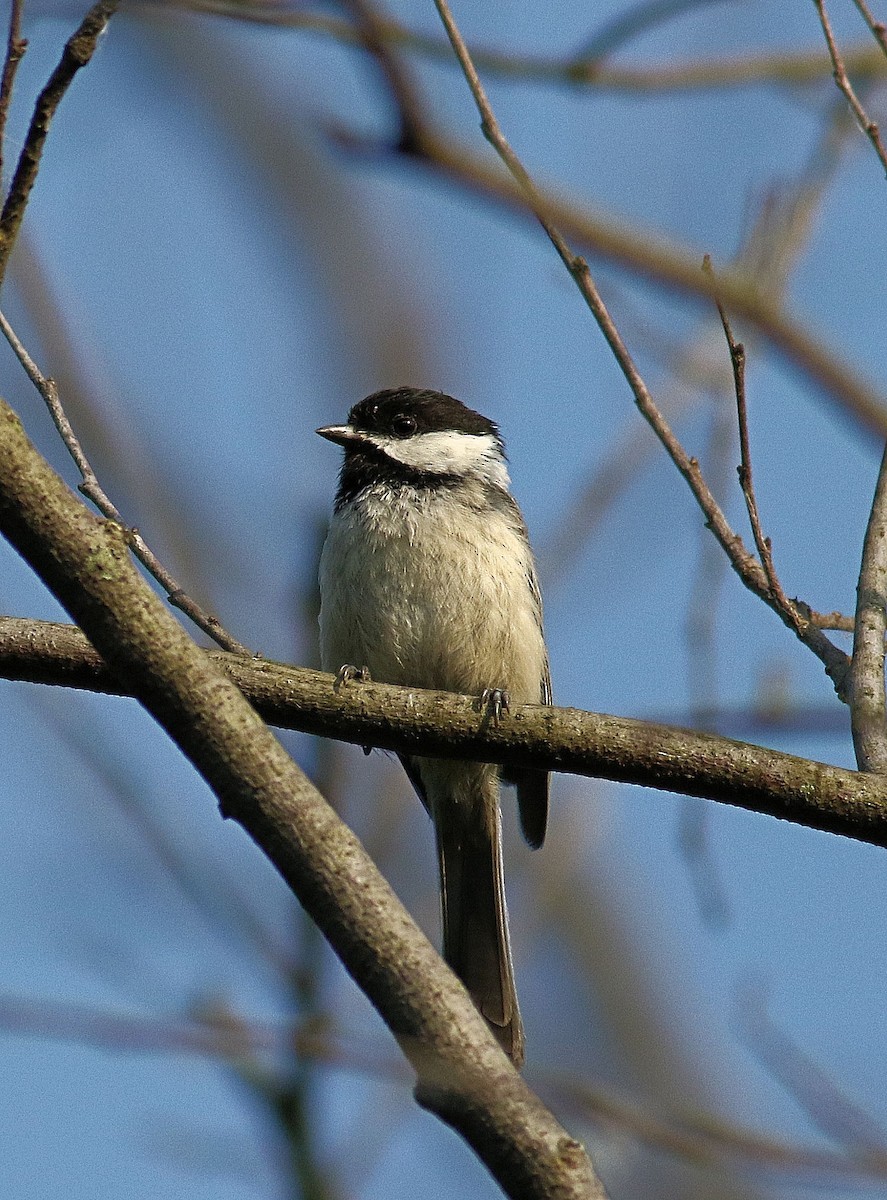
left=316, top=387, right=550, bottom=1067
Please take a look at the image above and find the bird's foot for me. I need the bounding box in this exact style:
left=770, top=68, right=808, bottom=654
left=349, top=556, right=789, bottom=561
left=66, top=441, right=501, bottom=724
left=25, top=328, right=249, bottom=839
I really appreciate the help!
left=334, top=663, right=372, bottom=690
left=334, top=665, right=373, bottom=754
left=480, top=687, right=510, bottom=726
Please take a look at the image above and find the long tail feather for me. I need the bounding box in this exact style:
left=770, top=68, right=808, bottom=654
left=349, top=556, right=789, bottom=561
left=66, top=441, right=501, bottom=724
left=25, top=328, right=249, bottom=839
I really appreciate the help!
left=434, top=788, right=524, bottom=1067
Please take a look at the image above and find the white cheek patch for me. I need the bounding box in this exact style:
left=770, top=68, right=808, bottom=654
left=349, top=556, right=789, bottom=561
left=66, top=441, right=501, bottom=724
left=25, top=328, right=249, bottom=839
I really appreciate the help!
left=366, top=430, right=510, bottom=489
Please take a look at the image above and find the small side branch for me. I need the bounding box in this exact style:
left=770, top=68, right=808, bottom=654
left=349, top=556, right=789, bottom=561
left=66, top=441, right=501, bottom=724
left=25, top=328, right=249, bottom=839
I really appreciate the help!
left=0, top=309, right=250, bottom=654
left=709, top=272, right=800, bottom=628
left=814, top=0, right=887, bottom=176
left=851, top=443, right=887, bottom=771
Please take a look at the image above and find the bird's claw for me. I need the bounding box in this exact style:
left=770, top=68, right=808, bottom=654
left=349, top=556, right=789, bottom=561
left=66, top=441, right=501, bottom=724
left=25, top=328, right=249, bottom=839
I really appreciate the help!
left=333, top=665, right=373, bottom=754
left=480, top=687, right=510, bottom=726
left=334, top=663, right=371, bottom=690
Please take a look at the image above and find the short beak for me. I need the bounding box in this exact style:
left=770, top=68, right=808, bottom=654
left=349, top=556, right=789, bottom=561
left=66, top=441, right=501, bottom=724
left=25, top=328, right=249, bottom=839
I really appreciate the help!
left=316, top=424, right=362, bottom=448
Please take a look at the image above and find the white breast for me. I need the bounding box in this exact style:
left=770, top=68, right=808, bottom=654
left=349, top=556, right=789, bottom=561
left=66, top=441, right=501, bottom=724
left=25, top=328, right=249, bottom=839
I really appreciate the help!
left=318, top=483, right=546, bottom=704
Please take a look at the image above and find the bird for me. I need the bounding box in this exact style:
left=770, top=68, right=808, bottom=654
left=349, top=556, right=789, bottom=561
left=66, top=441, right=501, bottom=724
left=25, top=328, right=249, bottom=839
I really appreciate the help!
left=316, top=387, right=550, bottom=1067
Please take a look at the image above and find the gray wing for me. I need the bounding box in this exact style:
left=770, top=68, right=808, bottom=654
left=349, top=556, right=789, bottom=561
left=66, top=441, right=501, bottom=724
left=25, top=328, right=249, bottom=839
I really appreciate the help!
left=513, top=561, right=550, bottom=849
left=503, top=503, right=551, bottom=849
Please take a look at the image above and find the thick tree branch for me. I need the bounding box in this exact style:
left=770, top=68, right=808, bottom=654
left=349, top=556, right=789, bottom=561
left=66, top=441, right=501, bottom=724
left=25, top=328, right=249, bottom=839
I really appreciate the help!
left=0, top=399, right=605, bottom=1198
left=2, top=614, right=885, bottom=850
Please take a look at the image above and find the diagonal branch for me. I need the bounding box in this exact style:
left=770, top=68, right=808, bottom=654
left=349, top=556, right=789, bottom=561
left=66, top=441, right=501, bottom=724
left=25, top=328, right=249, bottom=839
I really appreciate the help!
left=0, top=0, right=121, bottom=285
left=853, top=0, right=887, bottom=58
left=330, top=120, right=887, bottom=440
left=814, top=0, right=887, bottom=176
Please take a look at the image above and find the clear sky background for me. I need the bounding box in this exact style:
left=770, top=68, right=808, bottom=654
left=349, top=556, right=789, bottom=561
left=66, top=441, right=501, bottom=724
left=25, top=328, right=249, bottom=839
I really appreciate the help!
left=0, top=2, right=885, bottom=1198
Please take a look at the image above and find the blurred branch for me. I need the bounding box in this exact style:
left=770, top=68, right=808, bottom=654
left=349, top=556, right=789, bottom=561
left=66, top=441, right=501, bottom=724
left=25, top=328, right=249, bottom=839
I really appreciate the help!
left=31, top=687, right=297, bottom=975
left=814, top=0, right=887, bottom=175
left=0, top=307, right=250, bottom=653
left=0, top=399, right=605, bottom=1199
left=568, top=0, right=730, bottom=67
left=338, top=0, right=426, bottom=152
left=543, top=95, right=853, bottom=582
left=4, top=987, right=887, bottom=1183
left=165, top=1, right=887, bottom=93
left=0, top=0, right=121, bottom=285
left=739, top=986, right=887, bottom=1165
left=851, top=444, right=887, bottom=771
left=332, top=123, right=887, bottom=442
left=3, top=614, right=887, bottom=849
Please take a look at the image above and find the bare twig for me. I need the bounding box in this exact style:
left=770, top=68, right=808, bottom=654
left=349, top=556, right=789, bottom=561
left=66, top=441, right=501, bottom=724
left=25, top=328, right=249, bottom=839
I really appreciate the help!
left=707, top=263, right=799, bottom=628
left=0, top=0, right=121, bottom=283
left=851, top=443, right=887, bottom=771
left=410, top=132, right=884, bottom=438
left=428, top=0, right=851, bottom=697
left=853, top=0, right=887, bottom=58
left=0, top=308, right=251, bottom=653
left=0, top=0, right=26, bottom=181
left=814, top=0, right=887, bottom=176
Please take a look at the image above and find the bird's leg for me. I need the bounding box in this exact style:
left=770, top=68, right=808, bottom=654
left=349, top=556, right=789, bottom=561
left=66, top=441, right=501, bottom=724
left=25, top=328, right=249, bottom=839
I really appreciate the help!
left=480, top=687, right=510, bottom=726
left=333, top=665, right=373, bottom=754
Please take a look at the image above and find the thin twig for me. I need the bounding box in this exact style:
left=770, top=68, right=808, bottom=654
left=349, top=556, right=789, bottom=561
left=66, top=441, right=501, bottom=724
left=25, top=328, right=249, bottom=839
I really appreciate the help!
left=0, top=0, right=26, bottom=182
left=850, top=442, right=887, bottom=771
left=430, top=0, right=851, bottom=697
left=814, top=0, right=887, bottom=176
left=0, top=308, right=251, bottom=654
left=0, top=0, right=120, bottom=285
left=707, top=260, right=799, bottom=626
left=852, top=0, right=887, bottom=59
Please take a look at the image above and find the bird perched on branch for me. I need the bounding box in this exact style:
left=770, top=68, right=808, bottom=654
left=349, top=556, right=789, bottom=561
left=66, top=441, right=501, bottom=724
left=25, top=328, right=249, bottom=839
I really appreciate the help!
left=317, top=387, right=550, bottom=1067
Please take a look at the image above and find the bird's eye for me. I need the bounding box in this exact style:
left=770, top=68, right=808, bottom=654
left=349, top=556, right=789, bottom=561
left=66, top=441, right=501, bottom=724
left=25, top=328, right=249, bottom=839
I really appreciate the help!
left=391, top=414, right=417, bottom=438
